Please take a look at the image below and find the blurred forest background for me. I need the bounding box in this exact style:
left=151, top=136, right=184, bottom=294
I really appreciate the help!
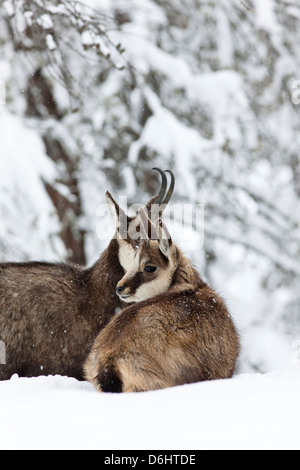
left=0, top=0, right=300, bottom=374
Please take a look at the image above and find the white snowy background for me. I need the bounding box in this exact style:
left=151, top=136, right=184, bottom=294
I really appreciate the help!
left=0, top=0, right=300, bottom=450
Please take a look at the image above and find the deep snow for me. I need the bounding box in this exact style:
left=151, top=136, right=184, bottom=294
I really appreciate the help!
left=0, top=372, right=299, bottom=450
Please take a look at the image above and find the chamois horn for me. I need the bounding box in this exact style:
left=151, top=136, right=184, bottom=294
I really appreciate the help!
left=162, top=169, right=175, bottom=206
left=152, top=168, right=168, bottom=205
left=152, top=168, right=175, bottom=208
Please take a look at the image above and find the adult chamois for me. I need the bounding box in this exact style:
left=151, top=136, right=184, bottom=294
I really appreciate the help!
left=85, top=193, right=240, bottom=392
left=0, top=168, right=174, bottom=381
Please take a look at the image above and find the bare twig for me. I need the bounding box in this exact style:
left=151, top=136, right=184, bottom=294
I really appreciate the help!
left=238, top=0, right=254, bottom=12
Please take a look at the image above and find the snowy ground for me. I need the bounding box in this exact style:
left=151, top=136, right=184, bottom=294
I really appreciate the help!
left=0, top=372, right=300, bottom=450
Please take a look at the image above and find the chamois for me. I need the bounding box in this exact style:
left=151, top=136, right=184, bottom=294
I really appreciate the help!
left=0, top=169, right=174, bottom=381
left=84, top=204, right=240, bottom=393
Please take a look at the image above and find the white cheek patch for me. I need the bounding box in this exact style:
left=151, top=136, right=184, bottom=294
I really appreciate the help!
left=134, top=272, right=172, bottom=302
left=118, top=242, right=136, bottom=273
left=121, top=253, right=141, bottom=288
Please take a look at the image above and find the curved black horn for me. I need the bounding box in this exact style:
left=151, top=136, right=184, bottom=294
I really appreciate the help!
left=161, top=169, right=175, bottom=206
left=152, top=168, right=168, bottom=205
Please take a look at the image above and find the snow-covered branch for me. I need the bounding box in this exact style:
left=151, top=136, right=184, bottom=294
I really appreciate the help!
left=1, top=0, right=125, bottom=93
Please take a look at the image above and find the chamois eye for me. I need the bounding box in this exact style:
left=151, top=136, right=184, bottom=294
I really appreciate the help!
left=144, top=266, right=157, bottom=274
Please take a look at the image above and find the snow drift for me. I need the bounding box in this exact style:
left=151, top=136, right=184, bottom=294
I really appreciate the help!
left=0, top=372, right=299, bottom=450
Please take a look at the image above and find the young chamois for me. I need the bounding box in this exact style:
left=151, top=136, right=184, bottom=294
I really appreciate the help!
left=0, top=169, right=174, bottom=381
left=84, top=202, right=240, bottom=393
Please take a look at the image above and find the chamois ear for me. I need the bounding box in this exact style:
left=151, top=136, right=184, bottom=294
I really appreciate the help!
left=106, top=192, right=120, bottom=226
left=144, top=195, right=158, bottom=214
left=106, top=191, right=128, bottom=235
left=139, top=207, right=159, bottom=240
left=157, top=219, right=172, bottom=259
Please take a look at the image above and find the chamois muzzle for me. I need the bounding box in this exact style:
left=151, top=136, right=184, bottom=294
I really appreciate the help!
left=116, top=282, right=132, bottom=300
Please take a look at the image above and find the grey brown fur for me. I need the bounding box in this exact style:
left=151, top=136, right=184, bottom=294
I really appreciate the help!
left=0, top=239, right=124, bottom=380
left=84, top=244, right=240, bottom=393
left=0, top=169, right=174, bottom=382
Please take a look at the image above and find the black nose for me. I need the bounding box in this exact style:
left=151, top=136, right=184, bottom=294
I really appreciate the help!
left=116, top=286, right=125, bottom=294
